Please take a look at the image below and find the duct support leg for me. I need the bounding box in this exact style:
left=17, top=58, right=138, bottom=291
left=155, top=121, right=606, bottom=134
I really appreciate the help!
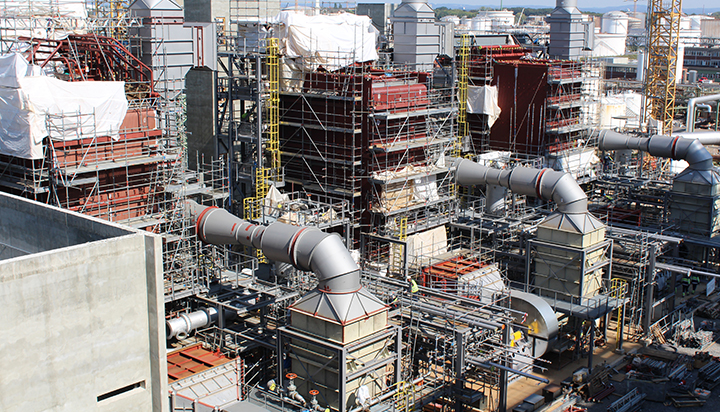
left=498, top=325, right=510, bottom=412
left=644, top=247, right=656, bottom=337
left=454, top=329, right=465, bottom=412
left=588, top=321, right=595, bottom=373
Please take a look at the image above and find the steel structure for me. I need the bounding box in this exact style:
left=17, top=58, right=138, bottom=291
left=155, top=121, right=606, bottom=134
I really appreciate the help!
left=645, top=0, right=682, bottom=134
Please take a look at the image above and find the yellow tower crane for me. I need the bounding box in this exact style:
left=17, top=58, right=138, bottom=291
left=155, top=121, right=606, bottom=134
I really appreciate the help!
left=645, top=0, right=682, bottom=135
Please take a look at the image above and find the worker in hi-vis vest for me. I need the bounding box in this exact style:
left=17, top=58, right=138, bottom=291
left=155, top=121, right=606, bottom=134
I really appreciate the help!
left=681, top=272, right=691, bottom=297
left=691, top=273, right=700, bottom=294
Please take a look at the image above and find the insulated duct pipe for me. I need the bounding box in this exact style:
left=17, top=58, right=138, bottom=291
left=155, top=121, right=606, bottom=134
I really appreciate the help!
left=598, top=130, right=714, bottom=171
left=673, top=131, right=720, bottom=145
left=186, top=201, right=386, bottom=324
left=687, top=93, right=720, bottom=132
left=188, top=201, right=361, bottom=294
left=452, top=158, right=589, bottom=214
left=166, top=308, right=218, bottom=340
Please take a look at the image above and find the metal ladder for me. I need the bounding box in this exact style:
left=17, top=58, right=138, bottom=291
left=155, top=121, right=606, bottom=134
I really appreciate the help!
left=389, top=217, right=408, bottom=277
left=607, top=388, right=646, bottom=412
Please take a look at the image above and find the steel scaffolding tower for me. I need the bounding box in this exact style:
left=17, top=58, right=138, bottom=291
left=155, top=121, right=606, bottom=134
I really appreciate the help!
left=645, top=0, right=682, bottom=135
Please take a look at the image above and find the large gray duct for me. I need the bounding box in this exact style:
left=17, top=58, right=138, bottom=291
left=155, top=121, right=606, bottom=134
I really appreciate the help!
left=599, top=130, right=720, bottom=237
left=453, top=158, right=604, bottom=234
left=598, top=130, right=714, bottom=171
left=187, top=202, right=386, bottom=324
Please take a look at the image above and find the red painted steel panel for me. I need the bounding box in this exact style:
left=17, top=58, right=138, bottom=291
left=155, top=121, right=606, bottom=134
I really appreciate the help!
left=484, top=61, right=549, bottom=156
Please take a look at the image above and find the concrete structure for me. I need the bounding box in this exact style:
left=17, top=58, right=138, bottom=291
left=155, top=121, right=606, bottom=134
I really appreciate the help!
left=0, top=192, right=167, bottom=412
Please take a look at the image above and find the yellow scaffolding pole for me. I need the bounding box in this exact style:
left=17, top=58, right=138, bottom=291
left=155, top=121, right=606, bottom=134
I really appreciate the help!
left=611, top=278, right=628, bottom=350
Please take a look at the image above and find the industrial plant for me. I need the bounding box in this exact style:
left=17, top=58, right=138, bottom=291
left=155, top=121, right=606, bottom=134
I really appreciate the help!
left=2, top=0, right=720, bottom=411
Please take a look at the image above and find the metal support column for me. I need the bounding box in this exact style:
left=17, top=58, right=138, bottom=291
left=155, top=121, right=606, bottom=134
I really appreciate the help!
left=588, top=321, right=595, bottom=373
left=644, top=246, right=656, bottom=337
left=454, top=329, right=465, bottom=412
left=498, top=325, right=510, bottom=412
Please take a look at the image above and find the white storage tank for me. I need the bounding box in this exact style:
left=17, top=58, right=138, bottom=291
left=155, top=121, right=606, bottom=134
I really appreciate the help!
left=486, top=10, right=515, bottom=31
left=602, top=11, right=628, bottom=35
left=471, top=16, right=492, bottom=32
left=441, top=15, right=460, bottom=27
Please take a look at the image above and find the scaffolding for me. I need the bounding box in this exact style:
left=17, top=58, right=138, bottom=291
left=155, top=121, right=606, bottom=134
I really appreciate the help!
left=278, top=62, right=458, bottom=248
left=0, top=0, right=90, bottom=52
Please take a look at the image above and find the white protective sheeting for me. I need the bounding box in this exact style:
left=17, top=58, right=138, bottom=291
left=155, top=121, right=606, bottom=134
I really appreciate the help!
left=0, top=60, right=128, bottom=159
left=467, top=85, right=501, bottom=128
left=274, top=11, right=378, bottom=72
left=547, top=147, right=600, bottom=180
left=458, top=263, right=504, bottom=304
left=407, top=226, right=448, bottom=268
left=0, top=53, right=42, bottom=88
left=413, top=174, right=440, bottom=202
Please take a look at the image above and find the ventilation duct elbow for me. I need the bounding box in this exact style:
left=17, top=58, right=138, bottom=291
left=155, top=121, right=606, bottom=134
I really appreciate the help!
left=453, top=158, right=588, bottom=214
left=599, top=130, right=714, bottom=171
left=186, top=201, right=385, bottom=324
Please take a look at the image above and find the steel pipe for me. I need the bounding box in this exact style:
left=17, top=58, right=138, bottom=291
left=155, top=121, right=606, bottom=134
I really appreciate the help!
left=467, top=357, right=549, bottom=383
left=687, top=93, right=720, bottom=132
left=166, top=308, right=218, bottom=339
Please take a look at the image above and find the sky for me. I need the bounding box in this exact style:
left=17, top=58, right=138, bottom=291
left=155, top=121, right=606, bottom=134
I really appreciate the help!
left=355, top=0, right=720, bottom=13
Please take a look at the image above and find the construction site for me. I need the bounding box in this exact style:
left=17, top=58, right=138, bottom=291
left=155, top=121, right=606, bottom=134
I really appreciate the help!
left=2, top=0, right=720, bottom=411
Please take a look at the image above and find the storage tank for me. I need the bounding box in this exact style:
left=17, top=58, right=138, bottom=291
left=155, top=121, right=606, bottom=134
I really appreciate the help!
left=471, top=16, right=492, bottom=32
left=486, top=10, right=515, bottom=31
left=441, top=15, right=460, bottom=27
left=602, top=11, right=628, bottom=35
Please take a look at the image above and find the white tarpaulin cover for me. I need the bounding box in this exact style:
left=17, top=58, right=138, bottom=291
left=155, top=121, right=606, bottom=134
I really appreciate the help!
left=389, top=225, right=448, bottom=272
left=467, top=85, right=501, bottom=128
left=274, top=11, right=378, bottom=72
left=0, top=53, right=42, bottom=88
left=0, top=54, right=128, bottom=159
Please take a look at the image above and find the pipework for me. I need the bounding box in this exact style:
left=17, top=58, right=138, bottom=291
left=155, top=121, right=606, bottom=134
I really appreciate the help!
left=452, top=158, right=589, bottom=214
left=186, top=201, right=386, bottom=325
left=598, top=130, right=714, bottom=171
left=187, top=201, right=361, bottom=294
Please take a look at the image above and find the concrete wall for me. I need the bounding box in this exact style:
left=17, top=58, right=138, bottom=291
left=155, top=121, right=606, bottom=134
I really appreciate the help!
left=0, top=193, right=167, bottom=412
